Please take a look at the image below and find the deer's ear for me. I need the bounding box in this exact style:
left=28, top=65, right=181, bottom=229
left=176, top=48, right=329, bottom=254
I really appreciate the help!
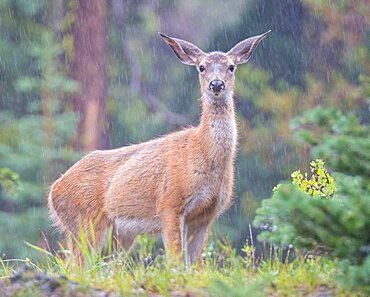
left=159, top=33, right=205, bottom=66
left=227, top=30, right=271, bottom=64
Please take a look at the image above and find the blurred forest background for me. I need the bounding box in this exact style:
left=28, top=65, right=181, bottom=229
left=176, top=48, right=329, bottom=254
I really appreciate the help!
left=0, top=0, right=368, bottom=259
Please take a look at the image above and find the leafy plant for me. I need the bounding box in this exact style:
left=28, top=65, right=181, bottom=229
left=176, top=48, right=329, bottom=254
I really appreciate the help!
left=291, top=159, right=336, bottom=198
left=0, top=167, right=20, bottom=194
left=273, top=159, right=336, bottom=198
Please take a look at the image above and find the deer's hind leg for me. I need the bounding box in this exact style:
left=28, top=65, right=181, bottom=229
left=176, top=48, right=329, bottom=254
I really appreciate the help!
left=61, top=214, right=112, bottom=265
left=64, top=233, right=84, bottom=266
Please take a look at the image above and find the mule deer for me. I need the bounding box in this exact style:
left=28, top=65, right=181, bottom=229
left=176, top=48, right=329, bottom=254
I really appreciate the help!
left=48, top=31, right=270, bottom=265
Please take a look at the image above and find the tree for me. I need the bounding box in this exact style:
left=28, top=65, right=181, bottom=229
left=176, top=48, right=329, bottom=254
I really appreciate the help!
left=72, top=0, right=108, bottom=151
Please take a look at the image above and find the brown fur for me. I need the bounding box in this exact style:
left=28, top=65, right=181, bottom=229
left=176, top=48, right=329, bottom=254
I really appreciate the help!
left=48, top=31, right=269, bottom=265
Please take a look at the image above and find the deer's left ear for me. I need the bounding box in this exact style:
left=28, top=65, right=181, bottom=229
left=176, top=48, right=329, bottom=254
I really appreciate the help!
left=159, top=33, right=205, bottom=66
left=227, top=30, right=271, bottom=64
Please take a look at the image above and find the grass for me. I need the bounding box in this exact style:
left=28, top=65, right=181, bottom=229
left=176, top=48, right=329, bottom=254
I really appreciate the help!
left=0, top=234, right=366, bottom=297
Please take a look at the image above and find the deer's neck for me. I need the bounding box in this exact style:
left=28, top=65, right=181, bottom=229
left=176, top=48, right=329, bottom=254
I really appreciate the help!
left=198, top=93, right=237, bottom=163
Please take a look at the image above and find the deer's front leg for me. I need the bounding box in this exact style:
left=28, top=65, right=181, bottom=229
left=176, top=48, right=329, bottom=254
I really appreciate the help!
left=187, top=221, right=211, bottom=264
left=161, top=210, right=182, bottom=257
left=180, top=214, right=189, bottom=269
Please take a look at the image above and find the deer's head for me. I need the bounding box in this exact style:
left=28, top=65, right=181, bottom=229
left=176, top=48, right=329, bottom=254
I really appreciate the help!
left=160, top=31, right=270, bottom=105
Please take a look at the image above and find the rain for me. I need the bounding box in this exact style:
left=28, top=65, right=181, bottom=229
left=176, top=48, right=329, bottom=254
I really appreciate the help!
left=0, top=0, right=369, bottom=296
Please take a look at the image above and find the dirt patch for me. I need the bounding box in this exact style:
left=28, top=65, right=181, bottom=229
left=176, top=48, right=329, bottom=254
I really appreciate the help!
left=0, top=265, right=116, bottom=297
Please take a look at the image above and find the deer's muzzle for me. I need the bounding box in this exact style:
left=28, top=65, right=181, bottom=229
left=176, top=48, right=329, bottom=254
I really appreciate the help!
left=209, top=80, right=225, bottom=93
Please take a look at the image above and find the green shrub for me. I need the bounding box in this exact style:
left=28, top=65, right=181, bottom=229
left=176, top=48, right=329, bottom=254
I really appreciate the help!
left=255, top=177, right=369, bottom=262
left=254, top=106, right=370, bottom=291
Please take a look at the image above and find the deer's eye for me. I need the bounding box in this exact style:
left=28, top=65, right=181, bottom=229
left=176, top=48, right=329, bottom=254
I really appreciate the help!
left=228, top=65, right=235, bottom=72
left=199, top=65, right=205, bottom=73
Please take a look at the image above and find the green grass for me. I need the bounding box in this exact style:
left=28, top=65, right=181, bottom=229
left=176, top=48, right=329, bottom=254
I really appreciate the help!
left=0, top=235, right=366, bottom=297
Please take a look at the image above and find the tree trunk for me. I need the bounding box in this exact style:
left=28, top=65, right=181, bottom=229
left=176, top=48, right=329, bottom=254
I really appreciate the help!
left=72, top=0, right=107, bottom=151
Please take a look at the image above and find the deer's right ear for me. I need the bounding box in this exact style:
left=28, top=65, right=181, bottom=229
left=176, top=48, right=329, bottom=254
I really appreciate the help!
left=159, top=33, right=205, bottom=66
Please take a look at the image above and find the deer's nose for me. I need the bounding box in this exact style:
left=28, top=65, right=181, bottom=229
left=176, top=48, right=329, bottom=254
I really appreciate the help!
left=209, top=80, right=225, bottom=92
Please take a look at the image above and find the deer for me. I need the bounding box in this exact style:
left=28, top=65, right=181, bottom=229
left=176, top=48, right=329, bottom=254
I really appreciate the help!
left=48, top=31, right=270, bottom=267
